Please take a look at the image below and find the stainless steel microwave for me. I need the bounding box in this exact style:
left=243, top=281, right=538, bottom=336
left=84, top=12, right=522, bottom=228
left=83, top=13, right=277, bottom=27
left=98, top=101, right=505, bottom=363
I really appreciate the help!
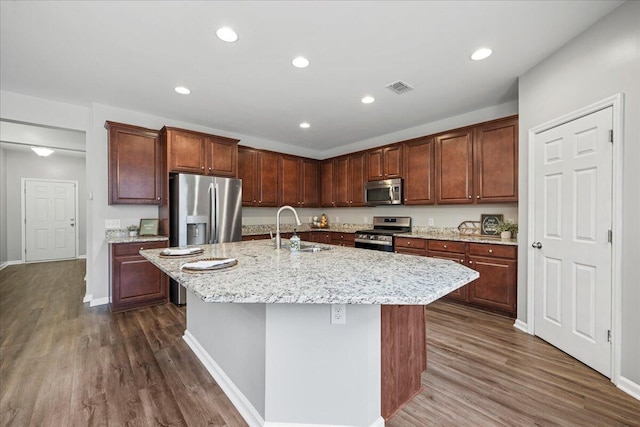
left=365, top=178, right=403, bottom=206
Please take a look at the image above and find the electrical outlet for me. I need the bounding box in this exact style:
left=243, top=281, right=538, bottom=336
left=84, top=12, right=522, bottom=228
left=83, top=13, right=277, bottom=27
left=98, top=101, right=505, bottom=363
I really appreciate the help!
left=308, top=216, right=312, bottom=223
left=428, top=218, right=434, bottom=226
left=335, top=216, right=340, bottom=223
left=364, top=216, right=368, bottom=223
left=105, top=219, right=121, bottom=229
left=331, top=304, right=346, bottom=324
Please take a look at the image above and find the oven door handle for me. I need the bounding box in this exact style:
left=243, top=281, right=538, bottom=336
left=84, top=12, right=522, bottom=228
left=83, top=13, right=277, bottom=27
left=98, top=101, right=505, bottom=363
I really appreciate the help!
left=354, top=238, right=393, bottom=246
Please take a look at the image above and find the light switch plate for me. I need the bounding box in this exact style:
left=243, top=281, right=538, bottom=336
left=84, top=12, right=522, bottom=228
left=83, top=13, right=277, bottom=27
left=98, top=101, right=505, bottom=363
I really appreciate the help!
left=105, top=219, right=121, bottom=229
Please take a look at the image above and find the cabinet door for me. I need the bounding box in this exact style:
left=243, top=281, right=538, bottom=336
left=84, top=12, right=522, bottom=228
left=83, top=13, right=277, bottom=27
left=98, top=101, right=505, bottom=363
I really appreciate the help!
left=107, top=122, right=162, bottom=205
left=169, top=130, right=206, bottom=174
left=474, top=117, right=518, bottom=202
left=403, top=137, right=435, bottom=205
left=334, top=156, right=350, bottom=207
left=320, top=159, right=335, bottom=207
left=367, top=148, right=384, bottom=181
left=349, top=152, right=366, bottom=207
left=468, top=255, right=517, bottom=316
left=279, top=155, right=301, bottom=206
left=301, top=158, right=319, bottom=207
left=384, top=145, right=403, bottom=179
left=206, top=136, right=238, bottom=177
left=429, top=250, right=468, bottom=301
left=435, top=129, right=473, bottom=204
left=257, top=151, right=279, bottom=207
left=238, top=147, right=257, bottom=206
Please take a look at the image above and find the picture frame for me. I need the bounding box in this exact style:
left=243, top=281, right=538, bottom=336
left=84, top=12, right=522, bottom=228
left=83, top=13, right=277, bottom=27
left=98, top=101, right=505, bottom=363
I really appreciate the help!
left=480, top=214, right=503, bottom=236
left=139, top=218, right=159, bottom=236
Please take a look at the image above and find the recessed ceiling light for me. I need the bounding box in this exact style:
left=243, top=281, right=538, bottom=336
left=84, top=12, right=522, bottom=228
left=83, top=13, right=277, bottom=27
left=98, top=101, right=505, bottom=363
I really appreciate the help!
left=31, top=147, right=54, bottom=157
left=175, top=86, right=191, bottom=95
left=216, top=27, right=238, bottom=43
left=299, top=122, right=310, bottom=129
left=470, top=48, right=493, bottom=61
left=361, top=96, right=375, bottom=104
left=292, top=56, right=310, bottom=68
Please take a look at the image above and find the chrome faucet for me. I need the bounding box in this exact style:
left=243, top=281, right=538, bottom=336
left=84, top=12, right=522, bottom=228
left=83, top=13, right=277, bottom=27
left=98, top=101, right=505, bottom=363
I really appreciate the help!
left=275, top=205, right=302, bottom=249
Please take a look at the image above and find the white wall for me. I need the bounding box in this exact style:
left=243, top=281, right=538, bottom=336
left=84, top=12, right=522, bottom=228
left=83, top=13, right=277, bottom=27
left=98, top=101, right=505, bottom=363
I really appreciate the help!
left=0, top=147, right=7, bottom=265
left=518, top=0, right=639, bottom=384
left=3, top=149, right=87, bottom=260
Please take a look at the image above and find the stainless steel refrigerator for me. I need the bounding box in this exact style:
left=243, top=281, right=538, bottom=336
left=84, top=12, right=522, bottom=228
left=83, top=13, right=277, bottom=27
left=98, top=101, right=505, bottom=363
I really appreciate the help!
left=169, top=173, right=242, bottom=305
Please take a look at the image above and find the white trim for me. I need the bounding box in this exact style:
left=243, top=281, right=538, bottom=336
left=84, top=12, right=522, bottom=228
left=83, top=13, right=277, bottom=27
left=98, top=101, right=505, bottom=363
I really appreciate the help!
left=513, top=319, right=529, bottom=334
left=82, top=294, right=92, bottom=303
left=263, top=419, right=385, bottom=427
left=0, top=262, right=8, bottom=270
left=183, top=330, right=265, bottom=427
left=78, top=254, right=86, bottom=259
left=527, top=93, right=624, bottom=383
left=4, top=260, right=23, bottom=266
left=21, top=177, right=80, bottom=262
left=617, top=376, right=640, bottom=401
left=89, top=296, right=109, bottom=307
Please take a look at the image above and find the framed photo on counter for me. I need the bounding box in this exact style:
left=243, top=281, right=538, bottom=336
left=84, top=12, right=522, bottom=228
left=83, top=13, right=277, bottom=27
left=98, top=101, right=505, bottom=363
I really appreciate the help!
left=480, top=214, right=503, bottom=236
left=139, top=218, right=159, bottom=236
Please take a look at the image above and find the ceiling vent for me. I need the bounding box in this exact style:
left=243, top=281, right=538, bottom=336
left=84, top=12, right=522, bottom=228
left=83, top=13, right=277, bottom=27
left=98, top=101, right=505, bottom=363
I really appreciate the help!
left=385, top=80, right=414, bottom=94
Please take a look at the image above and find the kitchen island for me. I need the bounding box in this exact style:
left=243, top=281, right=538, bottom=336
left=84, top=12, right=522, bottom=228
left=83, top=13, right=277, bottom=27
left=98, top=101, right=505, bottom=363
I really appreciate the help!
left=141, top=240, right=478, bottom=427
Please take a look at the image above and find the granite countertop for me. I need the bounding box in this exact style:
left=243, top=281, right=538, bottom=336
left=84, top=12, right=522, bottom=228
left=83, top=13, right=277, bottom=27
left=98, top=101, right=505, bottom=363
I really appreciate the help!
left=140, top=239, right=479, bottom=305
left=395, top=230, right=518, bottom=246
left=106, top=235, right=169, bottom=244
left=242, top=223, right=362, bottom=235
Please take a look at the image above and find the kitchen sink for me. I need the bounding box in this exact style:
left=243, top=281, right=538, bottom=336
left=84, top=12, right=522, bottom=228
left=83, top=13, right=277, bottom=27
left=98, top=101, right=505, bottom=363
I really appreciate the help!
left=298, top=245, right=333, bottom=253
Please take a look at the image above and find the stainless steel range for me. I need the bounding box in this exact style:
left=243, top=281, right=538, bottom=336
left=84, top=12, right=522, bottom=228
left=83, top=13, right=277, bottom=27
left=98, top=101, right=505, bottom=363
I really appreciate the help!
left=354, top=216, right=412, bottom=252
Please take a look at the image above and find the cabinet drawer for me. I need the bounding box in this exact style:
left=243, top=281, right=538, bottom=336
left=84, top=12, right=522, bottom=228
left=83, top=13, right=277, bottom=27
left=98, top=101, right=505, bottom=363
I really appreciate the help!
left=427, top=240, right=465, bottom=254
left=113, top=240, right=168, bottom=256
left=330, top=232, right=355, bottom=242
left=468, top=243, right=516, bottom=259
left=395, top=237, right=426, bottom=249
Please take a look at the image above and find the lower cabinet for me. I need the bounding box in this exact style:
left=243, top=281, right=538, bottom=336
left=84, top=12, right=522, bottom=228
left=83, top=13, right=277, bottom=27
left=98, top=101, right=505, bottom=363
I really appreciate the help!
left=309, top=231, right=332, bottom=244
left=110, top=241, right=169, bottom=313
left=330, top=232, right=355, bottom=247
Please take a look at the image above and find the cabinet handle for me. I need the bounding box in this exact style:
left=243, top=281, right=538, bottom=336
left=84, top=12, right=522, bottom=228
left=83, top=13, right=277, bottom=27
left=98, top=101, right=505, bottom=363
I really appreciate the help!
left=157, top=196, right=161, bottom=201
left=476, top=195, right=480, bottom=199
left=460, top=259, right=464, bottom=263
left=489, top=249, right=493, bottom=253
left=209, top=167, right=212, bottom=171
left=140, top=247, right=144, bottom=251
left=407, top=241, right=411, bottom=245
left=469, top=260, right=473, bottom=264
left=201, top=166, right=205, bottom=170
left=468, top=195, right=472, bottom=199
left=443, top=244, right=447, bottom=248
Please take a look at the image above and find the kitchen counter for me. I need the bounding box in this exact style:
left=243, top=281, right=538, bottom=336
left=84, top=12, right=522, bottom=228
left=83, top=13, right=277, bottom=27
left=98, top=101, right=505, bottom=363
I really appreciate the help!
left=106, top=235, right=169, bottom=244
left=141, top=239, right=478, bottom=305
left=396, top=230, right=518, bottom=246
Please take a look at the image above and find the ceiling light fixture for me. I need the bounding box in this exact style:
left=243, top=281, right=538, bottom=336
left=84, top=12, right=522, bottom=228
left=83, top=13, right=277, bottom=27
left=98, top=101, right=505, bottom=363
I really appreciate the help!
left=31, top=147, right=54, bottom=157
left=216, top=27, right=238, bottom=43
left=174, top=86, right=191, bottom=95
left=292, top=56, right=310, bottom=68
left=299, top=122, right=310, bottom=129
left=470, top=48, right=493, bottom=61
left=361, top=96, right=375, bottom=104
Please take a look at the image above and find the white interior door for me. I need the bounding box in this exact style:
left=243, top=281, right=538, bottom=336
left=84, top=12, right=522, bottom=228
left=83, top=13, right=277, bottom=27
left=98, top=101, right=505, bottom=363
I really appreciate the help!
left=532, top=107, right=613, bottom=377
left=25, top=180, right=77, bottom=262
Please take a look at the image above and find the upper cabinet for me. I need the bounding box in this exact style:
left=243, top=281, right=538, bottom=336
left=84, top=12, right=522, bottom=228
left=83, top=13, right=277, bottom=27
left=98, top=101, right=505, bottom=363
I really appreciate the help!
left=106, top=121, right=163, bottom=205
left=163, top=127, right=238, bottom=177
left=238, top=146, right=278, bottom=207
left=402, top=137, right=435, bottom=205
left=334, top=152, right=366, bottom=207
left=279, top=155, right=319, bottom=208
left=434, top=115, right=518, bottom=204
left=320, top=159, right=335, bottom=207
left=367, top=144, right=402, bottom=181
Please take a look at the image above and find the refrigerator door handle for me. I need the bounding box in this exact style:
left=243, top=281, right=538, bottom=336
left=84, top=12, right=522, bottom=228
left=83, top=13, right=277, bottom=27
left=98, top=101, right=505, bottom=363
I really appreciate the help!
left=212, top=182, right=219, bottom=244
left=208, top=183, right=214, bottom=244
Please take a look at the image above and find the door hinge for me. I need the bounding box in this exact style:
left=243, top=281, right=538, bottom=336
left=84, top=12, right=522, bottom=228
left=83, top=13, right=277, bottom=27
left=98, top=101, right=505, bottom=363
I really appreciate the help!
left=608, top=229, right=612, bottom=243
left=607, top=330, right=612, bottom=342
left=609, top=129, right=613, bottom=143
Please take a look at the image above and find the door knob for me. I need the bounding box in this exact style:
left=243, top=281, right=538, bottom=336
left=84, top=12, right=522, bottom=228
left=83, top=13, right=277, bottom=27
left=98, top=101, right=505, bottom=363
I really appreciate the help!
left=532, top=242, right=542, bottom=249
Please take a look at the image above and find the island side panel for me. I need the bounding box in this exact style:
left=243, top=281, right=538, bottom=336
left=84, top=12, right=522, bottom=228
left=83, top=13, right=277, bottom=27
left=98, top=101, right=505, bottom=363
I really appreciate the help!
left=185, top=293, right=267, bottom=419
left=263, top=304, right=382, bottom=426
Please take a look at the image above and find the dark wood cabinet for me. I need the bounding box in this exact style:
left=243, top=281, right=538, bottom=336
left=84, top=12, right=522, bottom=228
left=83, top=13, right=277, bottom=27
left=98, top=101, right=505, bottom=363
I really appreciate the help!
left=427, top=240, right=517, bottom=317
left=279, top=155, right=319, bottom=207
left=334, top=153, right=366, bottom=207
left=368, top=144, right=402, bottom=181
left=381, top=304, right=426, bottom=419
left=330, top=232, right=355, bottom=247
left=164, top=127, right=238, bottom=177
left=238, top=147, right=278, bottom=207
left=106, top=121, right=163, bottom=205
left=435, top=129, right=474, bottom=204
left=320, top=159, right=335, bottom=208
left=394, top=237, right=427, bottom=256
left=110, top=241, right=169, bottom=312
left=474, top=117, right=518, bottom=202
left=402, top=137, right=435, bottom=205
left=310, top=231, right=332, bottom=244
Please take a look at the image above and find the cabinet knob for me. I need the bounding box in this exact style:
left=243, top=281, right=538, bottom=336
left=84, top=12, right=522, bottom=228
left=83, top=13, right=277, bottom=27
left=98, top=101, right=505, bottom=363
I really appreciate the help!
left=201, top=166, right=205, bottom=170
left=140, top=247, right=144, bottom=251
left=468, top=195, right=472, bottom=199
left=443, top=244, right=447, bottom=248
left=476, top=195, right=480, bottom=199
left=209, top=167, right=212, bottom=171
left=301, top=202, right=304, bottom=205
left=157, top=196, right=161, bottom=201
left=469, top=260, right=473, bottom=264
left=407, top=241, right=411, bottom=245
left=460, top=259, right=464, bottom=263
left=489, top=249, right=493, bottom=253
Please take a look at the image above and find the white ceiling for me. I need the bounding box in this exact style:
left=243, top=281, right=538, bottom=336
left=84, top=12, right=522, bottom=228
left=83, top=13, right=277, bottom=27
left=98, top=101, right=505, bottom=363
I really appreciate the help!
left=0, top=1, right=622, bottom=154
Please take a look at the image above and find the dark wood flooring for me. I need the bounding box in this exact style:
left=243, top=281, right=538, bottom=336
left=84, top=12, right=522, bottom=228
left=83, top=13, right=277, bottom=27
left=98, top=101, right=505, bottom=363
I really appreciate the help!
left=1, top=260, right=639, bottom=426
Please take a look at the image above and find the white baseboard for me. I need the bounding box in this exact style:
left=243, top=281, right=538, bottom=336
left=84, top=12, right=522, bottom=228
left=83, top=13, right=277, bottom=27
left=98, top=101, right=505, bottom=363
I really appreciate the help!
left=89, top=296, right=109, bottom=307
left=77, top=254, right=87, bottom=259
left=263, top=418, right=385, bottom=427
left=513, top=319, right=530, bottom=334
left=617, top=376, right=640, bottom=401
left=183, top=330, right=265, bottom=427
left=0, top=262, right=7, bottom=270
left=83, top=294, right=92, bottom=303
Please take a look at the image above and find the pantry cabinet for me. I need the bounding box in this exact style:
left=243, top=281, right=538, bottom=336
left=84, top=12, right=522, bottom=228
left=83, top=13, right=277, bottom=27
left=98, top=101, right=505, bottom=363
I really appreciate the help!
left=163, top=127, right=239, bottom=177
left=106, top=121, right=163, bottom=205
left=367, top=144, right=402, bottom=181
left=110, top=240, right=169, bottom=312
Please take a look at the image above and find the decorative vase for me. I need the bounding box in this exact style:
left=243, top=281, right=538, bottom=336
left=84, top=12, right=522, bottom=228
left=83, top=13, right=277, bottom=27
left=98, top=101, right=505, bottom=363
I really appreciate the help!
left=500, top=231, right=512, bottom=239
